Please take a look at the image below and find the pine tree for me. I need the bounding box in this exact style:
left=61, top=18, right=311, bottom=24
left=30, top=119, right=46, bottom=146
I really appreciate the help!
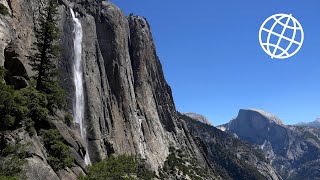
left=29, top=0, right=65, bottom=110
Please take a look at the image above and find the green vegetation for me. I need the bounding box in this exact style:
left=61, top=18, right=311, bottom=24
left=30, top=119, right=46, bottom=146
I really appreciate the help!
left=160, top=147, right=213, bottom=180
left=40, top=129, right=73, bottom=171
left=0, top=4, right=9, bottom=16
left=0, top=0, right=65, bottom=133
left=0, top=67, right=72, bottom=172
left=64, top=112, right=73, bottom=126
left=0, top=176, right=18, bottom=180
left=0, top=67, right=48, bottom=133
left=29, top=0, right=65, bottom=110
left=0, top=73, right=72, bottom=171
left=0, top=0, right=74, bottom=175
left=0, top=142, right=27, bottom=179
left=0, top=0, right=67, bottom=134
left=0, top=78, right=24, bottom=130
left=81, top=155, right=156, bottom=180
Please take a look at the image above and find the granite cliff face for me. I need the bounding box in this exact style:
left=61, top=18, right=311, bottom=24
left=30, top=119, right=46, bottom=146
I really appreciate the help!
left=221, top=109, right=320, bottom=179
left=73, top=2, right=175, bottom=168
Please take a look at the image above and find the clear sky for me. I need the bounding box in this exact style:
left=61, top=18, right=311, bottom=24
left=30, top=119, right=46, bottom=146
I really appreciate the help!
left=111, top=0, right=320, bottom=125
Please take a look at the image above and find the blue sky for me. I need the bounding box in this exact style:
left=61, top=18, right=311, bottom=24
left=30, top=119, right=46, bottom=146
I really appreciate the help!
left=111, top=0, right=320, bottom=125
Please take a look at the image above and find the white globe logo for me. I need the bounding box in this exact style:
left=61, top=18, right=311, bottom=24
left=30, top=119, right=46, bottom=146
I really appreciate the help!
left=259, top=14, right=304, bottom=59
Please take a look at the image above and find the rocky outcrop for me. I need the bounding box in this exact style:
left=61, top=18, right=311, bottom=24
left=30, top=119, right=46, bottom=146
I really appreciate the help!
left=222, top=109, right=320, bottom=179
left=1, top=120, right=86, bottom=180
left=183, top=112, right=212, bottom=125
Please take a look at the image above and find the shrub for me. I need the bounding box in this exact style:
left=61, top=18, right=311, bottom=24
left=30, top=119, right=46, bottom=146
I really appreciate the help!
left=24, top=118, right=36, bottom=135
left=65, top=112, right=73, bottom=126
left=19, top=86, right=49, bottom=130
left=46, top=81, right=66, bottom=111
left=0, top=176, right=18, bottom=180
left=40, top=129, right=73, bottom=171
left=0, top=67, right=5, bottom=80
left=160, top=147, right=213, bottom=179
left=0, top=4, right=8, bottom=16
left=0, top=67, right=48, bottom=133
left=82, top=155, right=156, bottom=180
left=0, top=75, right=28, bottom=131
left=0, top=143, right=27, bottom=179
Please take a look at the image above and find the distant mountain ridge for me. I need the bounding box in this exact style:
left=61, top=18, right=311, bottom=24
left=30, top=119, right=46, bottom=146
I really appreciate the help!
left=295, top=118, right=320, bottom=128
left=179, top=113, right=281, bottom=179
left=219, top=108, right=320, bottom=179
left=182, top=112, right=212, bottom=125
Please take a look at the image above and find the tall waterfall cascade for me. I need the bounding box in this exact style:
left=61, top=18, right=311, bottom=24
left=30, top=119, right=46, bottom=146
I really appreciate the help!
left=70, top=8, right=91, bottom=165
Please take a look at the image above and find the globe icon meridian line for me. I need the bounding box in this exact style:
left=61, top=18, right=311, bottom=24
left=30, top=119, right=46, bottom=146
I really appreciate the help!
left=259, top=13, right=304, bottom=59
left=271, top=14, right=292, bottom=57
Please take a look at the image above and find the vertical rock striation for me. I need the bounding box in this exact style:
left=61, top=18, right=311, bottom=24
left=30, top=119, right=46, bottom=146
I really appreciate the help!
left=62, top=0, right=210, bottom=174
left=62, top=0, right=180, bottom=172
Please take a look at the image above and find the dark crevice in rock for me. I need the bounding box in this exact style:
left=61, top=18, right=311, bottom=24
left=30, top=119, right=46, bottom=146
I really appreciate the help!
left=106, top=102, right=114, bottom=129
left=4, top=44, right=29, bottom=89
left=104, top=140, right=114, bottom=157
left=112, top=63, right=120, bottom=101
left=140, top=119, right=146, bottom=138
left=95, top=42, right=106, bottom=92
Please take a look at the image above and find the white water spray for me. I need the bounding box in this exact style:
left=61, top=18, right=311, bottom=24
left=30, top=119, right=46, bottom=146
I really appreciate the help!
left=70, top=8, right=91, bottom=165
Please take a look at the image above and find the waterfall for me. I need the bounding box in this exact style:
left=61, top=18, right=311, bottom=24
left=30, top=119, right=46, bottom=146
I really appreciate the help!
left=70, top=8, right=91, bottom=165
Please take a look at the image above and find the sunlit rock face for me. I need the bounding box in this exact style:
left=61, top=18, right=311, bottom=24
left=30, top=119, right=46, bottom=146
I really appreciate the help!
left=60, top=0, right=181, bottom=172
left=223, top=108, right=320, bottom=179
left=227, top=109, right=287, bottom=148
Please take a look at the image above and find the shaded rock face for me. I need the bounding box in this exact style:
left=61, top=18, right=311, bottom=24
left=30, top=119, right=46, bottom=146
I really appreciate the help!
left=223, top=109, right=320, bottom=179
left=4, top=44, right=29, bottom=89
left=183, top=112, right=212, bottom=125
left=0, top=0, right=37, bottom=88
left=227, top=109, right=288, bottom=154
